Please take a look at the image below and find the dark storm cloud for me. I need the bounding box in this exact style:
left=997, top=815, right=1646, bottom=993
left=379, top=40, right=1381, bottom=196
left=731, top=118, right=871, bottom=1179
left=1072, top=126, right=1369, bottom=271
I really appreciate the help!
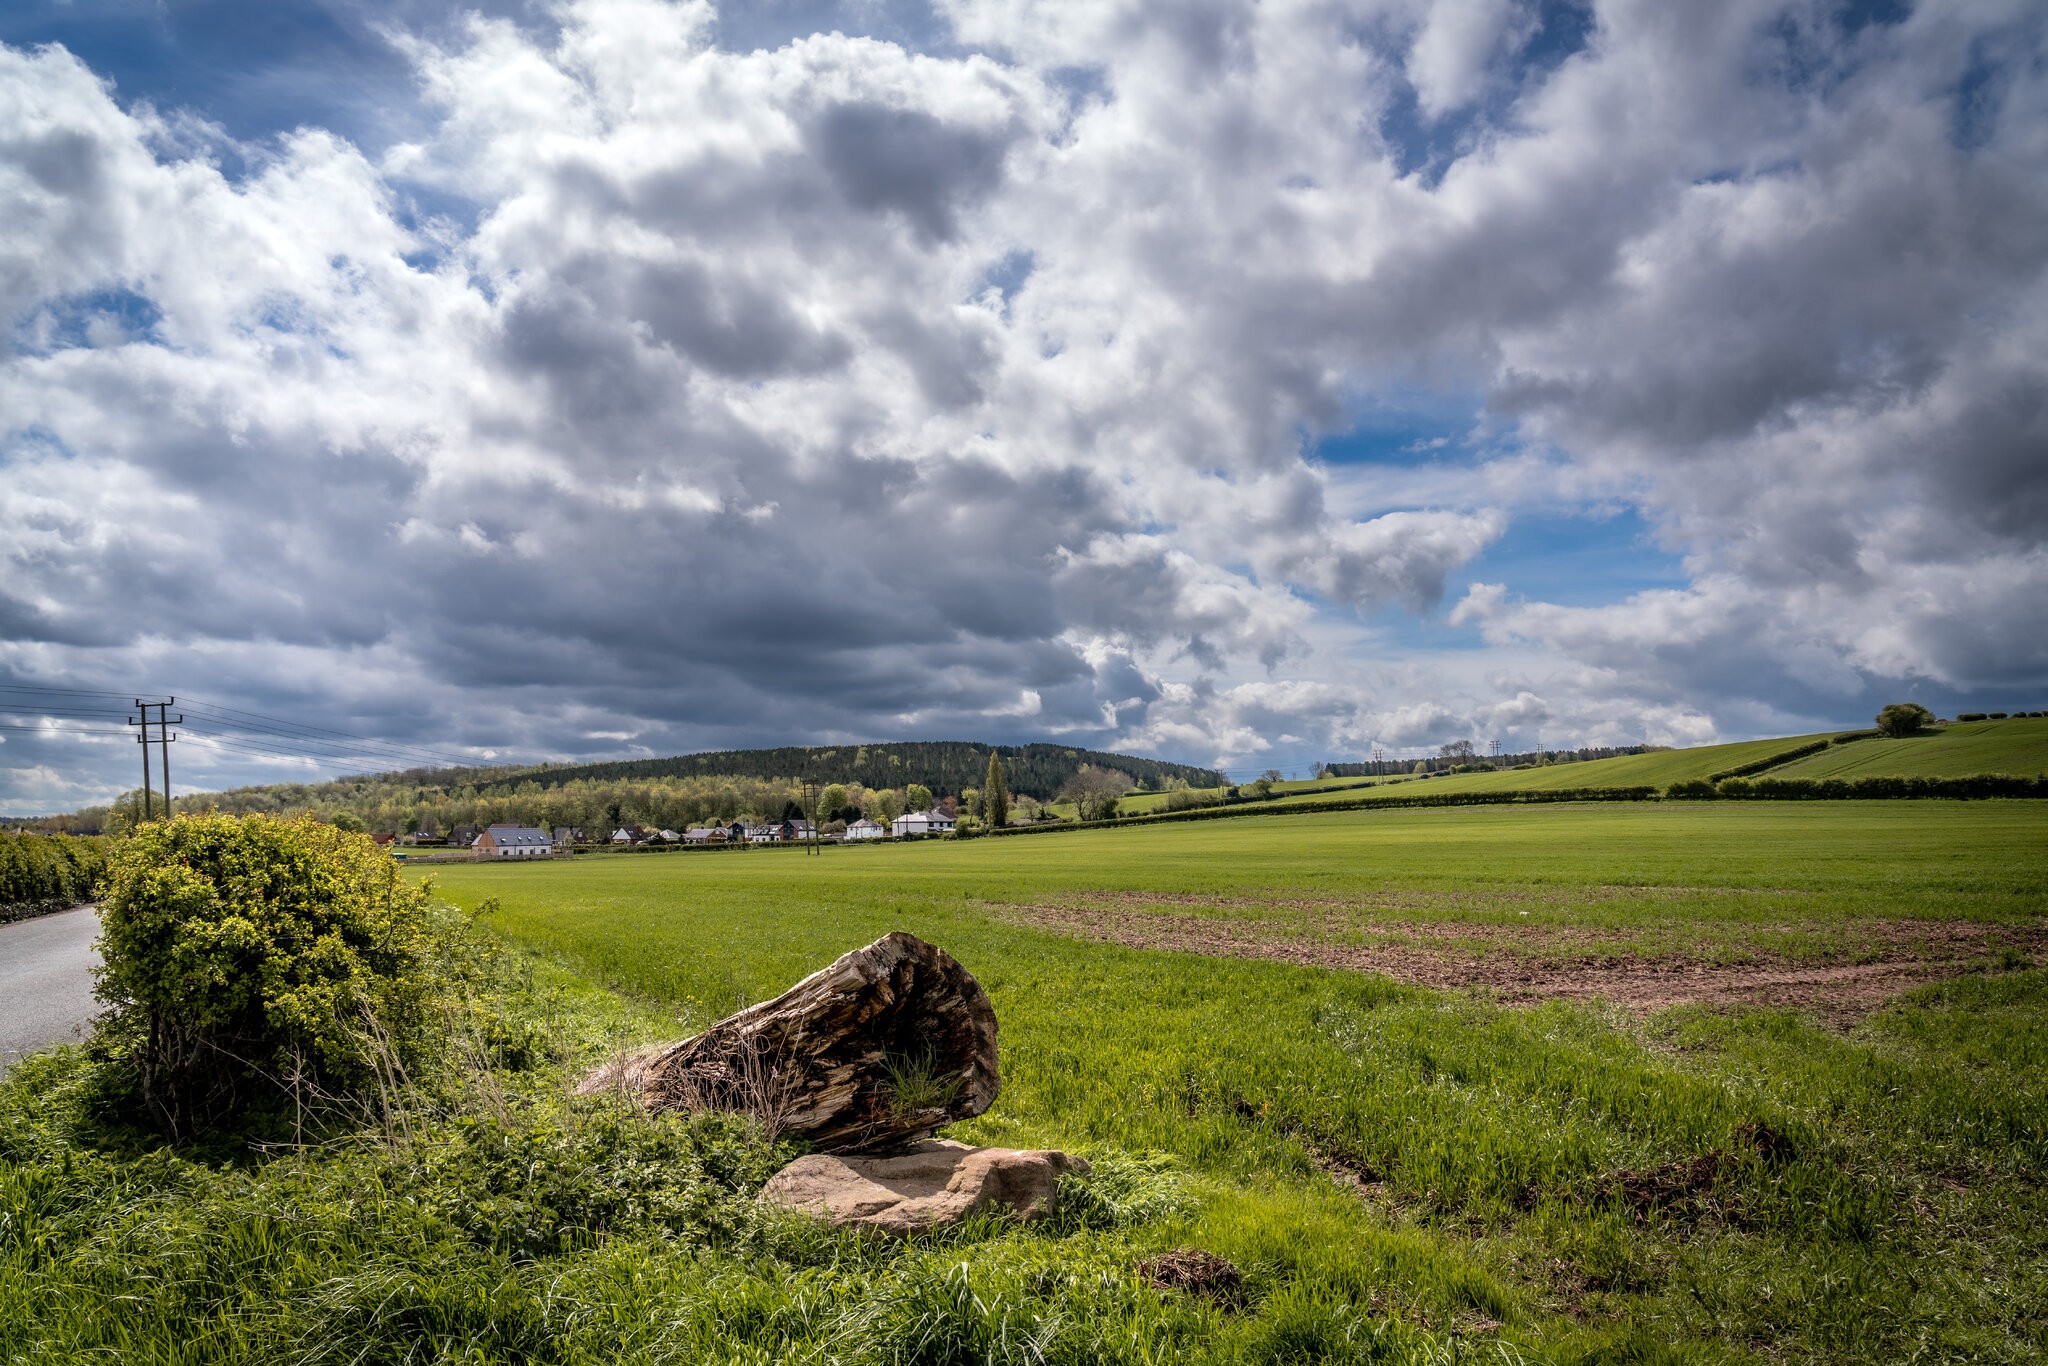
left=808, top=100, right=1017, bottom=244
left=4, top=0, right=2048, bottom=813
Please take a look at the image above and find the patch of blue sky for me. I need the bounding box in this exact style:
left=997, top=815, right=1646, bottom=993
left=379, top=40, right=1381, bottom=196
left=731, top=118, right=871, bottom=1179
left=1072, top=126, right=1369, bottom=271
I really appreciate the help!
left=712, top=0, right=954, bottom=57
left=1308, top=387, right=1488, bottom=470
left=1952, top=38, right=2007, bottom=153
left=0, top=0, right=479, bottom=155
left=10, top=287, right=164, bottom=356
left=1376, top=0, right=1594, bottom=184
left=1461, top=505, right=1689, bottom=608
left=1, top=424, right=80, bottom=464
left=977, top=250, right=1036, bottom=311
left=1292, top=505, right=1690, bottom=658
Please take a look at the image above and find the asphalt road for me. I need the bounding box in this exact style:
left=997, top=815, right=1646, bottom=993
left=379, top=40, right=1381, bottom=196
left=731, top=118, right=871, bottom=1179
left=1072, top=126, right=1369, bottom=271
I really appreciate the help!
left=0, top=905, right=102, bottom=1071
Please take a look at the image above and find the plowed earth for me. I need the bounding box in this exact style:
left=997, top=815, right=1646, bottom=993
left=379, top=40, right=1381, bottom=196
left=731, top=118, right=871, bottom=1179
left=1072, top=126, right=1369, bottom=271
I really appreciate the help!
left=992, top=892, right=2047, bottom=1022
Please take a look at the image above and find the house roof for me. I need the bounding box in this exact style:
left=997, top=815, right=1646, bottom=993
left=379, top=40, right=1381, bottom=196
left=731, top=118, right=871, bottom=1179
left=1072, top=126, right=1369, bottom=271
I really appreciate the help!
left=482, top=825, right=551, bottom=846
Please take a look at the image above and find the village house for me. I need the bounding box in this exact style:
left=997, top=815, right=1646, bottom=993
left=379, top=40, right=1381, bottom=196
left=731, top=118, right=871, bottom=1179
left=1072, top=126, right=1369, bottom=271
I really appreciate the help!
left=473, top=825, right=553, bottom=859
left=843, top=818, right=886, bottom=841
left=682, top=827, right=727, bottom=844
left=889, top=809, right=957, bottom=838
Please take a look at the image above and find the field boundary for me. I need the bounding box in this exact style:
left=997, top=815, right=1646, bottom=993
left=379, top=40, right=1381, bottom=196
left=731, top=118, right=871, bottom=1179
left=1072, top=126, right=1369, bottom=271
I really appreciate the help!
left=987, top=774, right=2048, bottom=840
left=985, top=786, right=1664, bottom=837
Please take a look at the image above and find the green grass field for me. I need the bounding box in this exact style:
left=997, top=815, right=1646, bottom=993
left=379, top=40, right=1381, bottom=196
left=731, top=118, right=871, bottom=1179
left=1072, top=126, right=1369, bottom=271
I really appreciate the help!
left=413, top=802, right=2048, bottom=1363
left=5, top=802, right=2043, bottom=1364
left=1769, top=717, right=2048, bottom=780
left=1262, top=735, right=1843, bottom=804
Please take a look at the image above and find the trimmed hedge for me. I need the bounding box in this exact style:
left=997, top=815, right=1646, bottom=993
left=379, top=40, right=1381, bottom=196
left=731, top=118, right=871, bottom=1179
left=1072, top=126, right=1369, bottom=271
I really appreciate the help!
left=0, top=831, right=110, bottom=923
left=1670, top=774, right=2048, bottom=801
left=987, top=786, right=1662, bottom=836
left=1707, top=738, right=1839, bottom=782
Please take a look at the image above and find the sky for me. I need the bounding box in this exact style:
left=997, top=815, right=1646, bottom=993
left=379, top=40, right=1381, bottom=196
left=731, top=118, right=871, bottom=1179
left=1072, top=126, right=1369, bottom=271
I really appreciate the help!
left=1, top=0, right=2045, bottom=814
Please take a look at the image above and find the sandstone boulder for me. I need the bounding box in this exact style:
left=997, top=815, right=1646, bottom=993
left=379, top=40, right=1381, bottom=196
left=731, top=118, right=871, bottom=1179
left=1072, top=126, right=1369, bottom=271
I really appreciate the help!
left=577, top=931, right=999, bottom=1153
left=758, top=1139, right=1089, bottom=1236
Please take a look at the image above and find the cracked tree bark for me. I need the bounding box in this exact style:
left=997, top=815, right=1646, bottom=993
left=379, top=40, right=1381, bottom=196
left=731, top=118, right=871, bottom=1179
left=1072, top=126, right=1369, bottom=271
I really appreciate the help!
left=577, top=931, right=1000, bottom=1154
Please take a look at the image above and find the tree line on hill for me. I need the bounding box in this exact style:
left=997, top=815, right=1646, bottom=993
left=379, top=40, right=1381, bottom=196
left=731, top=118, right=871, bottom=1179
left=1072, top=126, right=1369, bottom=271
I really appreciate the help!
left=1323, top=742, right=1650, bottom=777
left=30, top=743, right=1212, bottom=839
left=473, top=741, right=1220, bottom=803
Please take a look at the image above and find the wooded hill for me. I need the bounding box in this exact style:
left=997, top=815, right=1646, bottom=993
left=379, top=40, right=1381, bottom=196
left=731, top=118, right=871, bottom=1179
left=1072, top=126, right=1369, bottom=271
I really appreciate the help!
left=491, top=742, right=1223, bottom=802
left=38, top=741, right=1223, bottom=835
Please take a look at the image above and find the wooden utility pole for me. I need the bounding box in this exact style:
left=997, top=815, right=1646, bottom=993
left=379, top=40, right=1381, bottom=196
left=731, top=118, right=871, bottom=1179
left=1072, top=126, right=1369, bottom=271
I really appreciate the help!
left=128, top=697, right=183, bottom=821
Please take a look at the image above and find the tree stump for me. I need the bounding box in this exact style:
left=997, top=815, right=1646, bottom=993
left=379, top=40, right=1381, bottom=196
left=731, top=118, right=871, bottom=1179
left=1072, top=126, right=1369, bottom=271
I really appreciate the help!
left=577, top=931, right=1000, bottom=1153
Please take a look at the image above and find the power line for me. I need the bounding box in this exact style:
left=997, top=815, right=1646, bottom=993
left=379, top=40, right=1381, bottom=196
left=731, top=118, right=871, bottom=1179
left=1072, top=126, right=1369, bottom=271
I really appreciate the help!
left=2, top=689, right=485, bottom=771
left=0, top=721, right=135, bottom=737
left=0, top=703, right=136, bottom=721
left=178, top=718, right=478, bottom=772
left=178, top=698, right=483, bottom=769
left=0, top=684, right=143, bottom=699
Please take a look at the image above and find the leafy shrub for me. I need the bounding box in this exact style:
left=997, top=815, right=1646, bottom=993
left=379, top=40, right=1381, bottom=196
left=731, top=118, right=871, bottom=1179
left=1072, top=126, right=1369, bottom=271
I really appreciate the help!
left=393, top=1103, right=795, bottom=1260
left=1958, top=713, right=1988, bottom=722
left=1665, top=780, right=1721, bottom=800
left=1876, top=702, right=1937, bottom=736
left=0, top=831, right=109, bottom=923
left=94, top=813, right=448, bottom=1135
left=1988, top=711, right=2010, bottom=720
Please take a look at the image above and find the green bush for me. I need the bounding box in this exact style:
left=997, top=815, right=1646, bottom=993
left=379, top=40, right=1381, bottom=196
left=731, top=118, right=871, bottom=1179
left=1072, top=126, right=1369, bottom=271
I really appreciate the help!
left=94, top=813, right=448, bottom=1135
left=1876, top=702, right=1937, bottom=736
left=1664, top=780, right=1721, bottom=800
left=0, top=831, right=109, bottom=922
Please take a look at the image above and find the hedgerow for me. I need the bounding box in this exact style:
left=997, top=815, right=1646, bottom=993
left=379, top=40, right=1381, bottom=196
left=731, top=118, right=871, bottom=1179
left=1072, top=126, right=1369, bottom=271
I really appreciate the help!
left=1706, top=737, right=1841, bottom=782
left=0, top=831, right=109, bottom=923
left=988, top=786, right=1662, bottom=836
left=1670, top=775, right=2048, bottom=801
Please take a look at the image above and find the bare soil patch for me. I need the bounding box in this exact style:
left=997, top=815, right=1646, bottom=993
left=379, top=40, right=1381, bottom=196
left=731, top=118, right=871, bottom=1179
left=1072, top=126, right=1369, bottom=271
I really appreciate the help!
left=994, top=898, right=2047, bottom=1022
left=1140, top=1248, right=1246, bottom=1310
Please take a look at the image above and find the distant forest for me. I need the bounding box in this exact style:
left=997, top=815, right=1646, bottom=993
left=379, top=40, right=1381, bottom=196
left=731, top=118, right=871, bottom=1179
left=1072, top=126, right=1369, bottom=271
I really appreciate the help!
left=1325, top=745, right=1649, bottom=777
left=500, top=742, right=1223, bottom=801
left=35, top=741, right=1224, bottom=836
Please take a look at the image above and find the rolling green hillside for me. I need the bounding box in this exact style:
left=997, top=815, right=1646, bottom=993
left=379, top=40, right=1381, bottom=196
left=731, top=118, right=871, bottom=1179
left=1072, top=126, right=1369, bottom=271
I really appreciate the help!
left=1266, top=732, right=1847, bottom=804
left=1769, top=717, right=2048, bottom=780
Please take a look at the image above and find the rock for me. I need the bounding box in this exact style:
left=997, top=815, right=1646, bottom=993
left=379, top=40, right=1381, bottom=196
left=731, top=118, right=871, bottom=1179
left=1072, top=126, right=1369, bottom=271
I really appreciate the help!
left=758, top=1139, right=1090, bottom=1236
left=577, top=931, right=1000, bottom=1153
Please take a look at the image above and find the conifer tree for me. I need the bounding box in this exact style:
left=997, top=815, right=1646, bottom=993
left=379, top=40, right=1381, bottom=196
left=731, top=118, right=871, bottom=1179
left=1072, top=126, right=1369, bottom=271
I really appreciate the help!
left=983, top=752, right=1010, bottom=829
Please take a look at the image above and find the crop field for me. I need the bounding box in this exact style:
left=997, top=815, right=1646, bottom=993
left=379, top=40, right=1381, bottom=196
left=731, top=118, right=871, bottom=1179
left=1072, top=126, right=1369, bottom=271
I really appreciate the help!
left=1262, top=736, right=1845, bottom=804
left=417, top=801, right=2048, bottom=1363
left=1768, top=717, right=2048, bottom=780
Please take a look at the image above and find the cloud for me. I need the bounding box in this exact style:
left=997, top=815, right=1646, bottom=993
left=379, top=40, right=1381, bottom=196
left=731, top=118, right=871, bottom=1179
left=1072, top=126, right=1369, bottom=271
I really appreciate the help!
left=3, top=0, right=2046, bottom=812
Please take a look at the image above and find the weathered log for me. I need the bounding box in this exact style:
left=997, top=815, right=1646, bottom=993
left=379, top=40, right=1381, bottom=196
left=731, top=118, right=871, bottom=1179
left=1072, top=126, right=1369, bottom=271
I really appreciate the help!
left=577, top=931, right=999, bottom=1153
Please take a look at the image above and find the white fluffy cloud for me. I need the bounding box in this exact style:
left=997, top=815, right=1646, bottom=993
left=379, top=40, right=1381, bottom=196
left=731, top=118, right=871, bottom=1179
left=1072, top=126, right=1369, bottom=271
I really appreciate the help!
left=2, top=0, right=2045, bottom=810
